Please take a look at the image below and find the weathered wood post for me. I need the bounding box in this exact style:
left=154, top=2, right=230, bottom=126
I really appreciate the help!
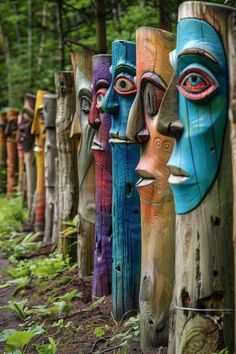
left=102, top=40, right=141, bottom=320
left=16, top=113, right=25, bottom=194
left=43, top=93, right=57, bottom=244
left=55, top=71, right=78, bottom=261
left=88, top=54, right=112, bottom=297
left=156, top=3, right=236, bottom=352
left=228, top=10, right=236, bottom=352
left=5, top=108, right=18, bottom=198
left=71, top=52, right=95, bottom=277
left=31, top=90, right=48, bottom=234
left=19, top=93, right=36, bottom=227
left=126, top=27, right=175, bottom=353
left=0, top=111, right=7, bottom=194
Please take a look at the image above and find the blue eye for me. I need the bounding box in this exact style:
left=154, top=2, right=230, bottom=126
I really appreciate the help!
left=81, top=96, right=91, bottom=112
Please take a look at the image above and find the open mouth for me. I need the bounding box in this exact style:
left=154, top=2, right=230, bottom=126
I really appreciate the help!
left=168, top=166, right=189, bottom=184
left=136, top=177, right=156, bottom=187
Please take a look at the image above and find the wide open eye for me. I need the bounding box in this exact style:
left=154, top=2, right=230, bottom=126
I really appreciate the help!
left=113, top=76, right=136, bottom=95
left=177, top=68, right=218, bottom=100
left=81, top=96, right=91, bottom=113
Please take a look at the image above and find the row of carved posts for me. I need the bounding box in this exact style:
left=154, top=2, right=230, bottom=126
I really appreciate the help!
left=0, top=2, right=236, bottom=353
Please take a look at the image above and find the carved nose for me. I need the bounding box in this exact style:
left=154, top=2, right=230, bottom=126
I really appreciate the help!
left=136, top=128, right=150, bottom=143
left=168, top=120, right=184, bottom=139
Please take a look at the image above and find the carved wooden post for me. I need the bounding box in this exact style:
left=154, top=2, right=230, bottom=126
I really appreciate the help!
left=19, top=93, right=36, bottom=226
left=126, top=28, right=175, bottom=352
left=71, top=52, right=95, bottom=277
left=5, top=108, right=18, bottom=198
left=43, top=93, right=57, bottom=244
left=31, top=90, right=48, bottom=234
left=52, top=157, right=60, bottom=245
left=0, top=111, right=7, bottom=194
left=228, top=10, right=236, bottom=352
left=16, top=113, right=25, bottom=194
left=88, top=54, right=112, bottom=297
left=157, top=3, right=235, bottom=352
left=55, top=71, right=78, bottom=261
left=102, top=40, right=141, bottom=320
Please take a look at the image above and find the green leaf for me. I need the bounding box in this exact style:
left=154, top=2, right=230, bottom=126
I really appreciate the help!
left=94, top=326, right=106, bottom=337
left=35, top=337, right=56, bottom=354
left=0, top=328, right=16, bottom=342
left=6, top=331, right=36, bottom=346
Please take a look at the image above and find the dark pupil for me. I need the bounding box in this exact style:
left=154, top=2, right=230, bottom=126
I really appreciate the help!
left=120, top=80, right=127, bottom=89
left=191, top=76, right=198, bottom=83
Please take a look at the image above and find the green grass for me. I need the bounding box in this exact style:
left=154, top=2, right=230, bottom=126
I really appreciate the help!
left=0, top=196, right=27, bottom=233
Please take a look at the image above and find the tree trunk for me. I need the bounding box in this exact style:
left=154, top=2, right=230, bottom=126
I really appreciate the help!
left=43, top=93, right=57, bottom=244
left=95, top=0, right=106, bottom=53
left=0, top=112, right=7, bottom=194
left=37, top=2, right=47, bottom=73
left=27, top=0, right=33, bottom=88
left=159, top=0, right=171, bottom=32
left=55, top=71, right=78, bottom=261
left=228, top=11, right=236, bottom=352
left=56, top=0, right=65, bottom=70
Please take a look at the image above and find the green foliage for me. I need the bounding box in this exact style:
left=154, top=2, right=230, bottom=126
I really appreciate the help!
left=34, top=337, right=56, bottom=354
left=6, top=331, right=36, bottom=346
left=94, top=325, right=109, bottom=338
left=1, top=299, right=30, bottom=320
left=0, top=197, right=26, bottom=233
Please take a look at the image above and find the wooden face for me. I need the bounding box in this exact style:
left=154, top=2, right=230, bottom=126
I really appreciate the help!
left=31, top=90, right=48, bottom=150
left=127, top=28, right=176, bottom=349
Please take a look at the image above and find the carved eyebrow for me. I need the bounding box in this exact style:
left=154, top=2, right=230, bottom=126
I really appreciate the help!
left=114, top=63, right=136, bottom=76
left=178, top=48, right=220, bottom=67
left=95, top=79, right=109, bottom=91
left=141, top=72, right=167, bottom=90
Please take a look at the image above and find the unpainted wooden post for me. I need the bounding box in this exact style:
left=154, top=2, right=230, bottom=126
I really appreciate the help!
left=126, top=27, right=176, bottom=353
left=156, top=3, right=235, bottom=352
left=71, top=52, right=96, bottom=277
left=5, top=108, right=18, bottom=198
left=16, top=113, right=25, bottom=194
left=55, top=71, right=78, bottom=261
left=43, top=93, right=57, bottom=244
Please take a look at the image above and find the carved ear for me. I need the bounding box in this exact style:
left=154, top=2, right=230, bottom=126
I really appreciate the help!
left=126, top=90, right=144, bottom=142
left=156, top=73, right=180, bottom=138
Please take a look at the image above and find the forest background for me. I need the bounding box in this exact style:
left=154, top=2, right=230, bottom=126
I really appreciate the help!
left=0, top=0, right=234, bottom=109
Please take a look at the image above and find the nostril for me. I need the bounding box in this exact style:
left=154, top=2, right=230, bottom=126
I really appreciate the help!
left=136, top=128, right=150, bottom=143
left=94, top=118, right=101, bottom=127
left=168, top=120, right=184, bottom=139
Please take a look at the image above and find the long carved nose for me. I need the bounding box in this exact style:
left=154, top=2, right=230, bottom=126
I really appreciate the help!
left=88, top=98, right=101, bottom=129
left=136, top=128, right=150, bottom=143
left=156, top=74, right=184, bottom=140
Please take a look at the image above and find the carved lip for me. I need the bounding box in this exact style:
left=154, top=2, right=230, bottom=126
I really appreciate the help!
left=109, top=137, right=133, bottom=144
left=136, top=177, right=156, bottom=187
left=91, top=141, right=104, bottom=151
left=168, top=165, right=189, bottom=184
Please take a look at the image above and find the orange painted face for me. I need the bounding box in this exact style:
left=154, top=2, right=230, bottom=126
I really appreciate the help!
left=127, top=28, right=175, bottom=202
left=31, top=90, right=48, bottom=149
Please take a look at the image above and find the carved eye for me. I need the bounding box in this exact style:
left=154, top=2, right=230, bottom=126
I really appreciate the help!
left=143, top=83, right=165, bottom=117
left=81, top=96, right=91, bottom=113
left=96, top=88, right=107, bottom=110
left=113, top=76, right=136, bottom=95
left=177, top=68, right=218, bottom=100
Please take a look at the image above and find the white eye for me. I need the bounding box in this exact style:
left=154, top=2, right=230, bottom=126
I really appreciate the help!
left=96, top=93, right=103, bottom=105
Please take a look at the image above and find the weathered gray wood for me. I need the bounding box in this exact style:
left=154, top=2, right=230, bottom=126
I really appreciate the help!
left=55, top=71, right=79, bottom=260
left=43, top=93, right=57, bottom=244
left=52, top=157, right=59, bottom=245
left=228, top=11, right=236, bottom=352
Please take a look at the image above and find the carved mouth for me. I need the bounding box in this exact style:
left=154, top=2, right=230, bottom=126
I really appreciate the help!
left=91, top=141, right=103, bottom=150
left=109, top=137, right=132, bottom=144
left=168, top=165, right=189, bottom=184
left=136, top=177, right=156, bottom=187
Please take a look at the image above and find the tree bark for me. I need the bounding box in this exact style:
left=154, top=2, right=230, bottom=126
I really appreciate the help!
left=37, top=2, right=47, bottom=73
left=95, top=0, right=107, bottom=53
left=56, top=0, right=65, bottom=70
left=55, top=71, right=78, bottom=260
left=0, top=112, right=7, bottom=194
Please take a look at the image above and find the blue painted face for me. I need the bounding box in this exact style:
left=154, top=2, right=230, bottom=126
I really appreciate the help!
left=168, top=18, right=227, bottom=214
left=102, top=40, right=136, bottom=139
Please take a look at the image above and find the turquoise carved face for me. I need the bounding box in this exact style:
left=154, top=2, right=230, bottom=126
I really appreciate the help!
left=102, top=40, right=136, bottom=139
left=167, top=19, right=227, bottom=214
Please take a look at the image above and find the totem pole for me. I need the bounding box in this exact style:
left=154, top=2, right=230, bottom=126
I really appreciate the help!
left=5, top=108, right=18, bottom=198
left=31, top=90, right=48, bottom=234
left=0, top=111, right=7, bottom=193
left=102, top=40, right=141, bottom=320
left=71, top=52, right=95, bottom=277
left=126, top=28, right=175, bottom=352
left=16, top=113, right=25, bottom=194
left=229, top=10, right=236, bottom=350
left=156, top=3, right=236, bottom=353
left=43, top=93, right=57, bottom=244
left=19, top=93, right=36, bottom=226
left=88, top=54, right=112, bottom=298
left=55, top=72, right=78, bottom=261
